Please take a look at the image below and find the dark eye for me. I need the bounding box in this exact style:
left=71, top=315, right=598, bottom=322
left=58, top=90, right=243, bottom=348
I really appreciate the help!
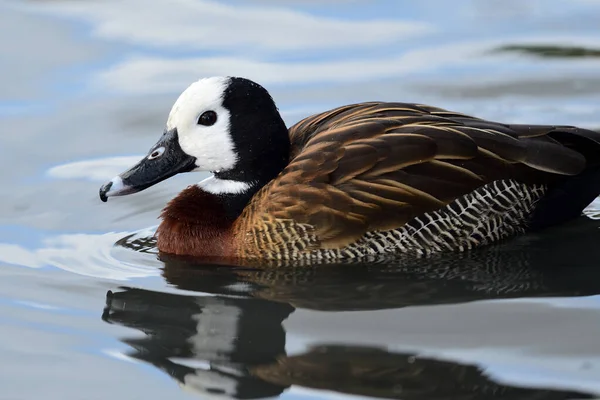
left=198, top=111, right=217, bottom=126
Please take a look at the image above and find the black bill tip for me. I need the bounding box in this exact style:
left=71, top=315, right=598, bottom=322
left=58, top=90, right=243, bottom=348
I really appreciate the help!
left=99, top=181, right=112, bottom=202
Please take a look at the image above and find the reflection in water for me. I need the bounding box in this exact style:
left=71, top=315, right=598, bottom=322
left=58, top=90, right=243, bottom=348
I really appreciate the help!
left=103, top=289, right=292, bottom=399
left=103, top=286, right=595, bottom=399
left=252, top=345, right=594, bottom=400
left=494, top=44, right=600, bottom=58
left=103, top=216, right=600, bottom=398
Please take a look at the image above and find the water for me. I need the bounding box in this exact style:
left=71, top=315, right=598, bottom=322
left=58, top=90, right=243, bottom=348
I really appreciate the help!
left=3, top=0, right=600, bottom=399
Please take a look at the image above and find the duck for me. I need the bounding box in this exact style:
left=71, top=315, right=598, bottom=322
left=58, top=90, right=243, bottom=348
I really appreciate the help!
left=99, top=76, right=600, bottom=262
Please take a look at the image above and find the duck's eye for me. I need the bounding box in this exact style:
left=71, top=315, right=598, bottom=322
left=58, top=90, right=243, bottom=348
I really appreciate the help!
left=198, top=111, right=217, bottom=126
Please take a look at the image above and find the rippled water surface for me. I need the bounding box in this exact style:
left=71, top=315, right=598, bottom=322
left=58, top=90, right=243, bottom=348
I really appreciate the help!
left=4, top=1, right=600, bottom=399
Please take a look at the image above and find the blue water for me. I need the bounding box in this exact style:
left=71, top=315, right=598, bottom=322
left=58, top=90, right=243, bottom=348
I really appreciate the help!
left=3, top=0, right=600, bottom=399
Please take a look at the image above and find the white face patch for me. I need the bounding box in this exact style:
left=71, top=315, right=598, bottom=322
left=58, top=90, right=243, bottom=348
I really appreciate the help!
left=166, top=77, right=238, bottom=172
left=198, top=175, right=252, bottom=195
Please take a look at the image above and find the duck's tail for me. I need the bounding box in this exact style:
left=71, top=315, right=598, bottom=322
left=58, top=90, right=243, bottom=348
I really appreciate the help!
left=529, top=127, right=600, bottom=230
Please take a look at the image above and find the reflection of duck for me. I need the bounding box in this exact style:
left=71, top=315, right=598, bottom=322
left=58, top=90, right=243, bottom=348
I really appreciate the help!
left=103, top=288, right=293, bottom=399
left=100, top=76, right=600, bottom=262
left=103, top=288, right=595, bottom=400
left=252, top=345, right=594, bottom=400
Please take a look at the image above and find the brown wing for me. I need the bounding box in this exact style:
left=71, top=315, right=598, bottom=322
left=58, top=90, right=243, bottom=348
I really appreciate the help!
left=242, top=102, right=600, bottom=250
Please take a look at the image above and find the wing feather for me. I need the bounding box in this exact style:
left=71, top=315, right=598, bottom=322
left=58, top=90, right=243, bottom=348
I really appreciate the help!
left=240, top=102, right=600, bottom=250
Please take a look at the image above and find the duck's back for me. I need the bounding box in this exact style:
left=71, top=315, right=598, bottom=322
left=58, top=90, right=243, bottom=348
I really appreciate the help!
left=235, top=102, right=600, bottom=261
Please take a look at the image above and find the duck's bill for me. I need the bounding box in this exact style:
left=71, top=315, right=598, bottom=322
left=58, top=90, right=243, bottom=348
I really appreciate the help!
left=99, top=129, right=196, bottom=202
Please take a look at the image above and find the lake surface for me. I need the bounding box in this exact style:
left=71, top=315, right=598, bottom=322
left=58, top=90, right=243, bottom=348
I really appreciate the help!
left=3, top=0, right=600, bottom=399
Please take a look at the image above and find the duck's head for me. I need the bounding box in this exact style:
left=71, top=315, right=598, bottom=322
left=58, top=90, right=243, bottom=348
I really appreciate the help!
left=99, top=76, right=290, bottom=202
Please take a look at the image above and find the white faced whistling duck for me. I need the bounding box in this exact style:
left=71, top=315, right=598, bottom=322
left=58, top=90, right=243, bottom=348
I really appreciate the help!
left=100, top=77, right=600, bottom=262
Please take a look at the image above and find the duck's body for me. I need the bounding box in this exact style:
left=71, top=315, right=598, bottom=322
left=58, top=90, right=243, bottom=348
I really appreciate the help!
left=100, top=77, right=600, bottom=262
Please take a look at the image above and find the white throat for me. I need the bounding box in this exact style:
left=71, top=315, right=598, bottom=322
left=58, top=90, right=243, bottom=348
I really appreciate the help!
left=197, top=175, right=252, bottom=195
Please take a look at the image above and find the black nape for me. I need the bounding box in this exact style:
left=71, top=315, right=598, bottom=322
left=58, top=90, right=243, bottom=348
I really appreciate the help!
left=209, top=77, right=291, bottom=219
left=219, top=77, right=290, bottom=182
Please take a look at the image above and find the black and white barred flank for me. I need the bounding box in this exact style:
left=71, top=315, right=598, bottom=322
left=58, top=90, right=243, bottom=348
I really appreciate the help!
left=278, top=180, right=547, bottom=261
